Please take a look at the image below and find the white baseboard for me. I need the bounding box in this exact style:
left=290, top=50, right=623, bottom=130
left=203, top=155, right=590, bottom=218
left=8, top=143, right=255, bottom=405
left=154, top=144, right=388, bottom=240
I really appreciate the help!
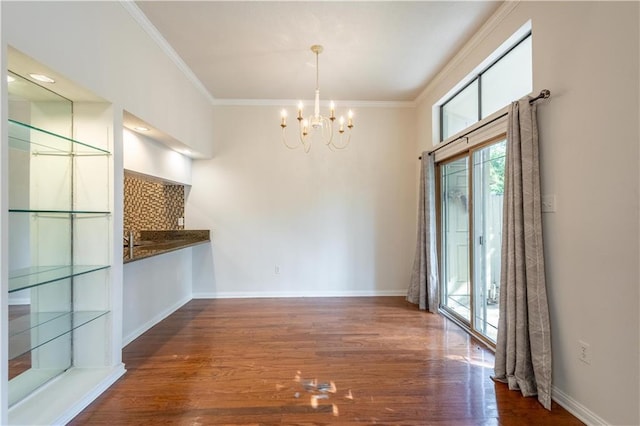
left=552, top=385, right=609, bottom=426
left=192, top=290, right=407, bottom=299
left=55, top=365, right=127, bottom=425
left=9, top=364, right=126, bottom=426
left=122, top=296, right=191, bottom=347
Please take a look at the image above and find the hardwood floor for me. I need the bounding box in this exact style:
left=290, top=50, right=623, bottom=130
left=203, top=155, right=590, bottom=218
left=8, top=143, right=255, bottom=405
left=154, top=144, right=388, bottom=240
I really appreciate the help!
left=9, top=305, right=32, bottom=378
left=70, top=297, right=583, bottom=425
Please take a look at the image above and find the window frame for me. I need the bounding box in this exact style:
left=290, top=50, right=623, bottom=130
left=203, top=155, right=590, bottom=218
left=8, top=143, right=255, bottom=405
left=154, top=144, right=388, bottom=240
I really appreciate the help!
left=439, top=32, right=532, bottom=142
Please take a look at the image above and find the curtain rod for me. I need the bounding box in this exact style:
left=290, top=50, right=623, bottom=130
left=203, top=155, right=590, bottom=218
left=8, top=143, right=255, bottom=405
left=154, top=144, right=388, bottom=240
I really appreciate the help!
left=418, top=89, right=551, bottom=160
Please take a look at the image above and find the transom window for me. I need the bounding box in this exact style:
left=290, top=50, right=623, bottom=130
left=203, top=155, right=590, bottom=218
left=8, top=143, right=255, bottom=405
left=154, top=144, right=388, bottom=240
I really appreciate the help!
left=440, top=33, right=532, bottom=141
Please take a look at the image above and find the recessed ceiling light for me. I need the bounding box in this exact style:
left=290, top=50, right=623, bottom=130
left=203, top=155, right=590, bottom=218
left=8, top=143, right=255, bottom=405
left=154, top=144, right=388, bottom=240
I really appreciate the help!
left=29, top=73, right=55, bottom=83
left=134, top=126, right=150, bottom=132
left=7, top=75, right=15, bottom=83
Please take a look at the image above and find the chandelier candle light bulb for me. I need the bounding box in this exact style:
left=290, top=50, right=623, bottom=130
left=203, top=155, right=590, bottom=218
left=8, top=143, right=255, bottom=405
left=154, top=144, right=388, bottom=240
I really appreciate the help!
left=280, top=44, right=354, bottom=153
left=281, top=109, right=287, bottom=127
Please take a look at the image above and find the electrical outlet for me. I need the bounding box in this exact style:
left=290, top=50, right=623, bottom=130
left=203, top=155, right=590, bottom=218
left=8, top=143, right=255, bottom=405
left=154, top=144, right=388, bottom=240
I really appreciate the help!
left=578, top=340, right=591, bottom=365
left=275, top=265, right=280, bottom=275
left=178, top=217, right=184, bottom=226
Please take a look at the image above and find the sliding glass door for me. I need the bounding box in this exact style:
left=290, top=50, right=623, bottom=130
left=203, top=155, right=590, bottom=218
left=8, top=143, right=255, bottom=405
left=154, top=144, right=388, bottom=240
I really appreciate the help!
left=471, top=141, right=505, bottom=342
left=441, top=157, right=470, bottom=321
left=440, top=138, right=506, bottom=343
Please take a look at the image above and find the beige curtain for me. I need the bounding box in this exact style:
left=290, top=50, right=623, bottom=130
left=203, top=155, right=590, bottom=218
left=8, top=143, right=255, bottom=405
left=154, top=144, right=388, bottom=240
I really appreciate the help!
left=407, top=153, right=439, bottom=313
left=493, top=97, right=552, bottom=409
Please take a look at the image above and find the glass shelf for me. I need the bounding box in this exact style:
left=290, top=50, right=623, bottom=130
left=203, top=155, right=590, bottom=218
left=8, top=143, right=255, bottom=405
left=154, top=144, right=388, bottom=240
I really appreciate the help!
left=9, top=209, right=111, bottom=215
left=8, top=119, right=110, bottom=156
left=9, top=312, right=69, bottom=337
left=8, top=311, right=109, bottom=360
left=9, top=265, right=110, bottom=293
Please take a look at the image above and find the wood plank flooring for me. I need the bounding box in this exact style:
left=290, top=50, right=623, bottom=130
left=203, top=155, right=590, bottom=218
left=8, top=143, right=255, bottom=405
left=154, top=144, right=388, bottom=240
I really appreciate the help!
left=69, top=297, right=583, bottom=425
left=8, top=305, right=32, bottom=378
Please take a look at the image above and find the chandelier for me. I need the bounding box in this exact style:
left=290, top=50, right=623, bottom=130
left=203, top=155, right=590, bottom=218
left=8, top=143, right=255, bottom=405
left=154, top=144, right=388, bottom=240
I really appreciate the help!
left=280, top=45, right=354, bottom=153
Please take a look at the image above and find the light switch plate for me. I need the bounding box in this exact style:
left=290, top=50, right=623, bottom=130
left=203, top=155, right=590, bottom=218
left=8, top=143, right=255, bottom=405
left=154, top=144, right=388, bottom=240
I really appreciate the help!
left=541, top=194, right=556, bottom=213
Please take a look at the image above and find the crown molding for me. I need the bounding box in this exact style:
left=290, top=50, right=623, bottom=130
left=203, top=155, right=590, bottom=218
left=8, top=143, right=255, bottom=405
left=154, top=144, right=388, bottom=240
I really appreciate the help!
left=119, top=0, right=216, bottom=105
left=122, top=0, right=513, bottom=109
left=414, top=0, right=521, bottom=105
left=211, top=98, right=416, bottom=108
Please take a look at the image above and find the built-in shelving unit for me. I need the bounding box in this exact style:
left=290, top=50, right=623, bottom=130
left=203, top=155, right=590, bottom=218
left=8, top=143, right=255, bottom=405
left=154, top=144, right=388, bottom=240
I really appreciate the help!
left=7, top=114, right=114, bottom=411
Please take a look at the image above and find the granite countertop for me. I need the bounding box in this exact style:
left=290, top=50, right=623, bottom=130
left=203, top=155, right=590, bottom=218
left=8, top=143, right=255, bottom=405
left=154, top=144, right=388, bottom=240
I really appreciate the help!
left=123, top=230, right=210, bottom=264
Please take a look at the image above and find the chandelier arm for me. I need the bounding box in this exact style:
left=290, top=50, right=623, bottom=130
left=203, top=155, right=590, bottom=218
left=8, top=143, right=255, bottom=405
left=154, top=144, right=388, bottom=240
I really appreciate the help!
left=282, top=127, right=303, bottom=150
left=328, top=128, right=352, bottom=150
left=330, top=134, right=351, bottom=150
left=323, top=116, right=334, bottom=147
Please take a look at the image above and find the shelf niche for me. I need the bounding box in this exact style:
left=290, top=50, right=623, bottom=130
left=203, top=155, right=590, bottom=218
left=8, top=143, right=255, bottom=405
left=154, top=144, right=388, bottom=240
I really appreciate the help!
left=7, top=70, right=113, bottom=412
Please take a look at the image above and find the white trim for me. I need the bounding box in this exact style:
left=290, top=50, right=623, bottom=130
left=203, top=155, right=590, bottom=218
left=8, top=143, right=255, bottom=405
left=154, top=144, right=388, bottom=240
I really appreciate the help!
left=122, top=295, right=191, bottom=347
left=415, top=0, right=521, bottom=105
left=192, top=290, right=407, bottom=299
left=118, top=0, right=216, bottom=105
left=1, top=3, right=8, bottom=422
left=552, top=385, right=610, bottom=426
left=52, top=366, right=126, bottom=426
left=9, top=365, right=126, bottom=426
left=212, top=98, right=416, bottom=108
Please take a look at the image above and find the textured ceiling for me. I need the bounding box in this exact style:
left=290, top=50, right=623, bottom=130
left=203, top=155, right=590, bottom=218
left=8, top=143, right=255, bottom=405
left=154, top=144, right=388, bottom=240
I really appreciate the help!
left=136, top=1, right=502, bottom=103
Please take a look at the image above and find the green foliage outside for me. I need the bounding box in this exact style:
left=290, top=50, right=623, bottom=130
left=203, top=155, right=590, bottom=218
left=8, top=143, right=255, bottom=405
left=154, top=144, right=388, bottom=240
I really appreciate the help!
left=489, top=143, right=506, bottom=195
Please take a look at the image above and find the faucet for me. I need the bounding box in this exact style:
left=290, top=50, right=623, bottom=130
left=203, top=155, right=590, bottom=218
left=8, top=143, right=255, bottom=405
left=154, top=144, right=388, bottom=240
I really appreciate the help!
left=124, top=231, right=134, bottom=250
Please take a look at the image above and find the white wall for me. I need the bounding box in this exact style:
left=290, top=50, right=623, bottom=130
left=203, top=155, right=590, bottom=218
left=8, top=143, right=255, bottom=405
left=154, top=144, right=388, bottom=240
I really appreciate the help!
left=188, top=105, right=417, bottom=297
left=122, top=250, right=192, bottom=347
left=2, top=1, right=214, bottom=158
left=123, top=129, right=192, bottom=185
left=121, top=129, right=193, bottom=346
left=416, top=2, right=639, bottom=425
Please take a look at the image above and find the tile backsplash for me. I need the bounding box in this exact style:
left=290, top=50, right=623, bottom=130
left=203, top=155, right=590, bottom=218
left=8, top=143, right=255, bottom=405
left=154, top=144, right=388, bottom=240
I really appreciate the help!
left=124, top=172, right=184, bottom=240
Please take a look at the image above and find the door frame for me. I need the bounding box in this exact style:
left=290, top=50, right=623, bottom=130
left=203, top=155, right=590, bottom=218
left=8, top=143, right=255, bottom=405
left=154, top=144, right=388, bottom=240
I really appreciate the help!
left=436, top=130, right=507, bottom=350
